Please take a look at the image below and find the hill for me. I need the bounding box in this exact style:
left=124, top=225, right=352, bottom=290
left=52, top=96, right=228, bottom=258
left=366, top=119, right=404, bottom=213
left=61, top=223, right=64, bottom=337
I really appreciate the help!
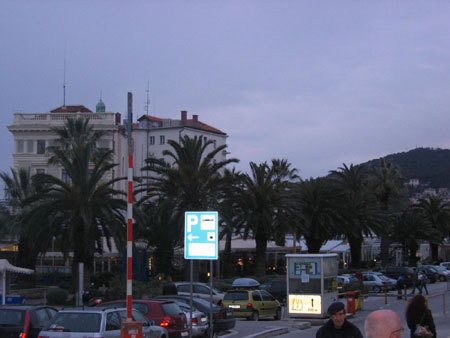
left=364, top=147, right=450, bottom=189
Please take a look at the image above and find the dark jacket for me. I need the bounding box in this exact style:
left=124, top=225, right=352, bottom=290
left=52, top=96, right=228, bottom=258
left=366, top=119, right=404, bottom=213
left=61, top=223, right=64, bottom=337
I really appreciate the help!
left=407, top=308, right=436, bottom=338
left=316, top=319, right=363, bottom=338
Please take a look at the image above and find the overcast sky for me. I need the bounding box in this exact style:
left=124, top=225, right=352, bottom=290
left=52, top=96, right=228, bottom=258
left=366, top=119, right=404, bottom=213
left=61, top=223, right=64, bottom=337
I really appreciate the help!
left=1, top=0, right=450, bottom=179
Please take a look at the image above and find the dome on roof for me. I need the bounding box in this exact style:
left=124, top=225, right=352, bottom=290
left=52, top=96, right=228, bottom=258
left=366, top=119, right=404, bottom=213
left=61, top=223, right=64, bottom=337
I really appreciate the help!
left=96, top=99, right=105, bottom=113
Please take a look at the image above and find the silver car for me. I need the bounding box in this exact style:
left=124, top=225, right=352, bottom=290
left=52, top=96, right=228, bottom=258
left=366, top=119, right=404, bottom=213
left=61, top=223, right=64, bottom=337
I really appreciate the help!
left=170, top=282, right=224, bottom=305
left=37, top=307, right=168, bottom=338
left=362, top=272, right=396, bottom=292
left=175, top=301, right=208, bottom=337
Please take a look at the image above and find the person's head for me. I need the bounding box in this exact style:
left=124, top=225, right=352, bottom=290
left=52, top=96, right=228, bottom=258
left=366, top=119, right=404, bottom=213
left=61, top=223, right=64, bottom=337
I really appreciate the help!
left=406, top=294, right=427, bottom=321
left=327, top=302, right=346, bottom=329
left=365, top=309, right=402, bottom=338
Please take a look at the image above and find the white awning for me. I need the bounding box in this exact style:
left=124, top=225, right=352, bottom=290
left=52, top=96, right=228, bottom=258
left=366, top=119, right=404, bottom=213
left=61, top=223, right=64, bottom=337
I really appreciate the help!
left=0, top=259, right=34, bottom=275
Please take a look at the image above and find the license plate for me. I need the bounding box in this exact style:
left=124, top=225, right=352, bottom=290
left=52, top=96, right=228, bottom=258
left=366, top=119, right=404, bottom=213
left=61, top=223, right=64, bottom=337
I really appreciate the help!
left=228, top=305, right=240, bottom=309
left=201, top=317, right=207, bottom=322
left=181, top=332, right=188, bottom=337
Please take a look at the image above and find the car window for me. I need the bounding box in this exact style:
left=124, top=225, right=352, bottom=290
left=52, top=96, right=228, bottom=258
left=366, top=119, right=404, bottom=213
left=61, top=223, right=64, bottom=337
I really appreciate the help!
left=49, top=313, right=101, bottom=332
left=35, top=308, right=50, bottom=324
left=106, top=312, right=122, bottom=331
left=224, top=291, right=249, bottom=301
left=260, top=290, right=274, bottom=301
left=132, top=310, right=149, bottom=326
left=194, top=285, right=210, bottom=294
left=252, top=291, right=262, bottom=301
left=46, top=308, right=58, bottom=319
left=133, top=303, right=149, bottom=315
left=161, top=302, right=183, bottom=316
left=0, top=309, right=24, bottom=325
left=177, top=284, right=191, bottom=293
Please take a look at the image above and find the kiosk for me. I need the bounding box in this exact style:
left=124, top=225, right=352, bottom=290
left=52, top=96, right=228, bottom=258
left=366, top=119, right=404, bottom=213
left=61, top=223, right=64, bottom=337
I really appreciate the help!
left=286, top=253, right=338, bottom=319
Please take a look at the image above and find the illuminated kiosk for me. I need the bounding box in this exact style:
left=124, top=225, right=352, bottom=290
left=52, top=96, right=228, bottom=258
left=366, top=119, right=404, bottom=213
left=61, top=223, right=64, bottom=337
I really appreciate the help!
left=286, top=253, right=338, bottom=319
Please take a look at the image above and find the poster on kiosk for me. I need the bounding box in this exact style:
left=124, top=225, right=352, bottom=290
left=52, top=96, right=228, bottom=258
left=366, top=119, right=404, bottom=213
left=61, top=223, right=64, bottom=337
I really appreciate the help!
left=286, top=254, right=338, bottom=319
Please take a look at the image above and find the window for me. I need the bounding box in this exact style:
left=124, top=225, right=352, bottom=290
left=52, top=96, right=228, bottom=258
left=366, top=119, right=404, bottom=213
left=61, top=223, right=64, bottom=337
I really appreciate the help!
left=16, top=140, right=24, bottom=153
left=160, top=135, right=165, bottom=144
left=194, top=285, right=210, bottom=295
left=98, top=139, right=110, bottom=149
left=36, top=169, right=45, bottom=175
left=149, top=136, right=155, bottom=145
left=106, top=312, right=121, bottom=331
left=27, top=140, right=34, bottom=153
left=213, top=140, right=217, bottom=149
left=37, top=140, right=46, bottom=154
left=252, top=291, right=262, bottom=301
left=261, top=290, right=274, bottom=301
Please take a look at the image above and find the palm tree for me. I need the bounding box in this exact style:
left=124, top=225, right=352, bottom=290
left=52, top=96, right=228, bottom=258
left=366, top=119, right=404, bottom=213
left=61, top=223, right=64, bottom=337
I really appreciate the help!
left=0, top=168, right=49, bottom=286
left=329, top=164, right=385, bottom=268
left=368, top=158, right=407, bottom=266
left=294, top=177, right=341, bottom=253
left=138, top=135, right=238, bottom=279
left=414, top=195, right=450, bottom=262
left=27, top=118, right=127, bottom=289
left=236, top=159, right=298, bottom=276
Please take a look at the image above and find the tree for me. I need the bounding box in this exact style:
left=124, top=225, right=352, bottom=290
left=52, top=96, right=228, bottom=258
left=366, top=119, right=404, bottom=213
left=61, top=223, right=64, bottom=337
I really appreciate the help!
left=0, top=168, right=49, bottom=286
left=329, top=163, right=385, bottom=268
left=294, top=177, right=341, bottom=253
left=414, top=195, right=450, bottom=262
left=27, top=118, right=126, bottom=289
left=237, top=159, right=298, bottom=276
left=138, top=135, right=238, bottom=279
left=368, top=158, right=407, bottom=266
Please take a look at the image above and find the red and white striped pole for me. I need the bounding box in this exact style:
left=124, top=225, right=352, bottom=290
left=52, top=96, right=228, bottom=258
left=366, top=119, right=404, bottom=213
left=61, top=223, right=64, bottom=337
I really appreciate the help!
left=126, top=92, right=133, bottom=321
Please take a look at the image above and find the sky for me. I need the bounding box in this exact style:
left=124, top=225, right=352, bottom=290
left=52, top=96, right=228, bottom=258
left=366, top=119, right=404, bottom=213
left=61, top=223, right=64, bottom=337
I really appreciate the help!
left=1, top=0, right=450, bottom=179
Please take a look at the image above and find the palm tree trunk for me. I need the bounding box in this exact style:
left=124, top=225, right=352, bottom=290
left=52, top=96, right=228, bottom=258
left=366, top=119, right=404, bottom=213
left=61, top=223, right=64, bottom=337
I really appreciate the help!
left=17, top=236, right=35, bottom=287
left=348, top=234, right=362, bottom=269
left=430, top=243, right=439, bottom=263
left=380, top=234, right=391, bottom=267
left=304, top=236, right=323, bottom=253
left=222, top=230, right=233, bottom=278
left=254, top=232, right=267, bottom=277
left=407, top=240, right=419, bottom=266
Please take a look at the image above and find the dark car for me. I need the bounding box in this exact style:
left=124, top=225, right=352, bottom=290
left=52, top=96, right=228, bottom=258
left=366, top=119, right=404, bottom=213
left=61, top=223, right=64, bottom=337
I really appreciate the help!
left=418, top=266, right=439, bottom=284
left=379, top=266, right=415, bottom=286
left=154, top=295, right=236, bottom=335
left=259, top=280, right=287, bottom=304
left=101, top=299, right=188, bottom=338
left=0, top=305, right=58, bottom=338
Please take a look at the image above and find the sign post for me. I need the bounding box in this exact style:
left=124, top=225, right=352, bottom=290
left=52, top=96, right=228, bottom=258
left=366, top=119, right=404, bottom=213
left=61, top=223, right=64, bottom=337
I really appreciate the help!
left=185, top=211, right=218, bottom=338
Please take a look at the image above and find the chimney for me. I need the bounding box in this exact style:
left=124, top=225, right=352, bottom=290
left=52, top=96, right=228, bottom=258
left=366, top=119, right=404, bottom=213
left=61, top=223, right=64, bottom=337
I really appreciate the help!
left=181, top=110, right=187, bottom=123
left=193, top=114, right=198, bottom=123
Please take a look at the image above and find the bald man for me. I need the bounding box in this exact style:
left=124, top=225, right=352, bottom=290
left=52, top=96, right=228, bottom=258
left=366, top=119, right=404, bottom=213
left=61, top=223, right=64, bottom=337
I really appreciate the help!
left=365, top=309, right=403, bottom=338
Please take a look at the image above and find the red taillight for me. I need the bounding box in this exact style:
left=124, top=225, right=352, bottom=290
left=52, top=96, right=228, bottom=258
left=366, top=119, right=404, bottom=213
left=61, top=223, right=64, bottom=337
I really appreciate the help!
left=21, top=311, right=30, bottom=338
left=219, top=300, right=223, bottom=306
left=37, top=336, right=49, bottom=338
left=192, top=317, right=198, bottom=325
left=246, top=303, right=253, bottom=308
left=160, top=316, right=176, bottom=327
left=216, top=311, right=223, bottom=320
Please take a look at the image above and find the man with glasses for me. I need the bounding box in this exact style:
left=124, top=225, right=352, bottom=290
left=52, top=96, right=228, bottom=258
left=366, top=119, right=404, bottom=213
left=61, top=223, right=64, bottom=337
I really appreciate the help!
left=365, top=309, right=403, bottom=338
left=316, top=302, right=363, bottom=338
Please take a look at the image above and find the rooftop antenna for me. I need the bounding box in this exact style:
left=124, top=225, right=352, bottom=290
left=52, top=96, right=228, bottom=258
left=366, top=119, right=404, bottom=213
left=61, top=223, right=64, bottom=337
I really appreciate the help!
left=144, top=80, right=150, bottom=115
left=63, top=45, right=67, bottom=107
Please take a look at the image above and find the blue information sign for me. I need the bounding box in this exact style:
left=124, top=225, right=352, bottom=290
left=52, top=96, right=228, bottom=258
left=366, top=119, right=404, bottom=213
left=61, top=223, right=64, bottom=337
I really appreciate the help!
left=184, top=211, right=218, bottom=260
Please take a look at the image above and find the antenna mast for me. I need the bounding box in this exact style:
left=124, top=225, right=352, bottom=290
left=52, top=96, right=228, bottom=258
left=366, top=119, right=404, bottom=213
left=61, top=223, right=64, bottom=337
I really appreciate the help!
left=144, top=80, right=150, bottom=115
left=63, top=46, right=67, bottom=107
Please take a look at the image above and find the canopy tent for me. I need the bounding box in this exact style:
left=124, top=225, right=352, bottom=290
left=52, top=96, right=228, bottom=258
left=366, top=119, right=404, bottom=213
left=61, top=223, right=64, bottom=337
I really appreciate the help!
left=0, top=259, right=34, bottom=305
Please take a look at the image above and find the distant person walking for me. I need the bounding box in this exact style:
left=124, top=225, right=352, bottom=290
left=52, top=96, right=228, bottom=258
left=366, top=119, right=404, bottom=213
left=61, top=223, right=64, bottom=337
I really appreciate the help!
left=365, top=309, right=403, bottom=338
left=420, top=273, right=429, bottom=295
left=411, top=268, right=422, bottom=294
left=316, top=302, right=363, bottom=338
left=406, top=294, right=436, bottom=338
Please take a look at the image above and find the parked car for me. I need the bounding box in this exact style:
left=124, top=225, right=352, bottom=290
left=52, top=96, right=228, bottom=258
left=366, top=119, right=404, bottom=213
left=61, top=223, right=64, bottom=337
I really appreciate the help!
left=164, top=282, right=224, bottom=305
left=37, top=307, right=168, bottom=338
left=362, top=272, right=396, bottom=292
left=429, top=265, right=450, bottom=281
left=174, top=301, right=208, bottom=337
left=222, top=288, right=281, bottom=321
left=337, top=274, right=361, bottom=293
left=418, top=266, right=439, bottom=283
left=101, top=299, right=188, bottom=338
left=379, top=266, right=415, bottom=286
left=259, top=279, right=287, bottom=304
left=440, top=262, right=450, bottom=270
left=154, top=295, right=235, bottom=335
left=0, top=305, right=57, bottom=338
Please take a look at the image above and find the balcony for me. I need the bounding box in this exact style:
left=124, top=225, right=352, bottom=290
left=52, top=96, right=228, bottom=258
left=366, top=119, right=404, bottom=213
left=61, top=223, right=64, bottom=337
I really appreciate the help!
left=12, top=112, right=117, bottom=126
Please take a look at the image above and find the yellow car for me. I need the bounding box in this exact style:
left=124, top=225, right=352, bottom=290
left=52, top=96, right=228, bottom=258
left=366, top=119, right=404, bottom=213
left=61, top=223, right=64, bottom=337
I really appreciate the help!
left=222, top=289, right=281, bottom=321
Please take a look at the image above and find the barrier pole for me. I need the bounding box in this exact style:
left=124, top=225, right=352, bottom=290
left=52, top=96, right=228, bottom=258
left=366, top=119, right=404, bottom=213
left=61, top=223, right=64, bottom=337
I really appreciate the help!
left=384, top=289, right=388, bottom=305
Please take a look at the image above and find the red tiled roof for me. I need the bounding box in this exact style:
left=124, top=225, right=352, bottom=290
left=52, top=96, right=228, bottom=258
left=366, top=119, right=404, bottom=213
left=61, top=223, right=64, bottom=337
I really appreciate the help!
left=185, top=120, right=226, bottom=135
left=50, top=105, right=93, bottom=113
left=137, top=115, right=163, bottom=122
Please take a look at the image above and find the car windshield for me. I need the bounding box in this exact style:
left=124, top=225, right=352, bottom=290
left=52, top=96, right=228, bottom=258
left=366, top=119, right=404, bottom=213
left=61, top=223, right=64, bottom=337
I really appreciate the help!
left=0, top=309, right=24, bottom=326
left=379, top=275, right=391, bottom=281
left=433, top=266, right=446, bottom=271
left=224, top=292, right=249, bottom=301
left=161, top=302, right=183, bottom=316
left=47, top=312, right=101, bottom=332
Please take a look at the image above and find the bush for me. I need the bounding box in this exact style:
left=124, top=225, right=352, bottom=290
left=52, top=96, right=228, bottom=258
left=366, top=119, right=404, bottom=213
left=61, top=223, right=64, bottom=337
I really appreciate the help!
left=47, top=287, right=69, bottom=305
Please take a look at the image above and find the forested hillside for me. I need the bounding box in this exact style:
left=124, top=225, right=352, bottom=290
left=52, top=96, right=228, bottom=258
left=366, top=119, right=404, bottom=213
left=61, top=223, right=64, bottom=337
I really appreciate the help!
left=364, top=147, right=450, bottom=189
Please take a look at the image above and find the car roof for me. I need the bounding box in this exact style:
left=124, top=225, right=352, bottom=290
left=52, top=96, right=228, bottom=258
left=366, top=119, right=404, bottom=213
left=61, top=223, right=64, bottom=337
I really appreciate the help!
left=0, top=305, right=54, bottom=310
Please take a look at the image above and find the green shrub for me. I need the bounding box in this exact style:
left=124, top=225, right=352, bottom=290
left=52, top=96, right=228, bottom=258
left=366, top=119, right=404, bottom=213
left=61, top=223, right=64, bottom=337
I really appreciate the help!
left=47, top=287, right=69, bottom=305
